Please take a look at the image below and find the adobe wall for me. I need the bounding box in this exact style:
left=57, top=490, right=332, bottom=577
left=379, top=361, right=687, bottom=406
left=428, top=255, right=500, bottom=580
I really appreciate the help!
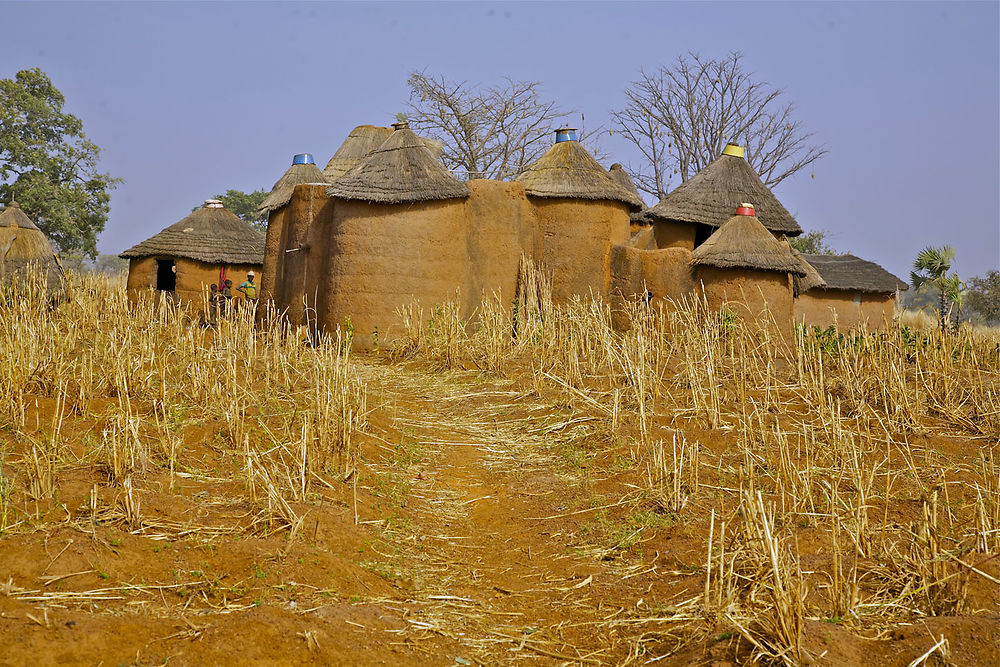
left=261, top=186, right=334, bottom=328
left=125, top=257, right=157, bottom=306
left=461, top=180, right=538, bottom=313
left=126, top=256, right=261, bottom=313
left=609, top=245, right=695, bottom=331
left=531, top=198, right=630, bottom=302
left=652, top=221, right=696, bottom=251
left=317, top=196, right=470, bottom=348
left=861, top=294, right=896, bottom=328
left=629, top=227, right=657, bottom=251
left=260, top=204, right=289, bottom=307
left=296, top=190, right=337, bottom=330
left=271, top=184, right=641, bottom=349
left=610, top=245, right=694, bottom=305
left=795, top=289, right=896, bottom=330
left=695, top=266, right=794, bottom=341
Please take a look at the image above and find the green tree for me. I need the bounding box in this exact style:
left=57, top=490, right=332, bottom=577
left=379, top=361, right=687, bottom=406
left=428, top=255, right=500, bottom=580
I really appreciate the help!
left=910, top=245, right=962, bottom=332
left=197, top=189, right=268, bottom=231
left=92, top=253, right=128, bottom=274
left=788, top=229, right=838, bottom=255
left=0, top=68, right=119, bottom=257
left=966, top=270, right=1000, bottom=325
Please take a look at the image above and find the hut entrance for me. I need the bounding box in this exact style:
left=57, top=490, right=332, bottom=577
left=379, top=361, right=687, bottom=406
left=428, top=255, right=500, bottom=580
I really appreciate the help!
left=694, top=223, right=715, bottom=249
left=156, top=259, right=176, bottom=292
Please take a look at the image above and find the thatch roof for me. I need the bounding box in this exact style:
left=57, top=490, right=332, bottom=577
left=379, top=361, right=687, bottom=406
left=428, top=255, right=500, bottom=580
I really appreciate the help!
left=800, top=254, right=908, bottom=293
left=257, top=158, right=328, bottom=217
left=323, top=126, right=394, bottom=182
left=515, top=141, right=644, bottom=211
left=0, top=201, right=61, bottom=287
left=691, top=209, right=806, bottom=276
left=323, top=125, right=444, bottom=183
left=609, top=164, right=645, bottom=208
left=326, top=126, right=470, bottom=204
left=788, top=245, right=826, bottom=292
left=0, top=200, right=41, bottom=232
left=120, top=201, right=265, bottom=265
left=639, top=146, right=802, bottom=236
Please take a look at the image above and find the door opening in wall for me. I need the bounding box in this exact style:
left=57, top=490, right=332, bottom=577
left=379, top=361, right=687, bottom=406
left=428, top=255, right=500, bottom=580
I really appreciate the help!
left=156, top=259, right=176, bottom=292
left=693, top=223, right=714, bottom=249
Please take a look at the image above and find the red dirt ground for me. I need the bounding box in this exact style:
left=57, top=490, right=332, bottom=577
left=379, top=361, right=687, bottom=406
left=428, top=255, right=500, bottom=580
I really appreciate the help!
left=1, top=356, right=997, bottom=665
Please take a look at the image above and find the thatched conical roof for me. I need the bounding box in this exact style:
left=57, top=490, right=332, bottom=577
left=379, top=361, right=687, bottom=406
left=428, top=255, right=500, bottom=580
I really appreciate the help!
left=800, top=254, right=908, bottom=294
left=640, top=145, right=802, bottom=236
left=691, top=207, right=806, bottom=276
left=609, top=164, right=644, bottom=208
left=0, top=200, right=61, bottom=287
left=257, top=155, right=328, bottom=217
left=0, top=200, right=41, bottom=231
left=788, top=244, right=826, bottom=292
left=323, top=124, right=445, bottom=183
left=326, top=126, right=470, bottom=204
left=120, top=201, right=265, bottom=265
left=323, top=126, right=393, bottom=182
left=515, top=140, right=644, bottom=211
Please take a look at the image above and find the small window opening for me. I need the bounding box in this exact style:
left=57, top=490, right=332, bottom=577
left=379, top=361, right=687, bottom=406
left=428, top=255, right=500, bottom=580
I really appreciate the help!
left=156, top=259, right=176, bottom=292
left=853, top=293, right=862, bottom=306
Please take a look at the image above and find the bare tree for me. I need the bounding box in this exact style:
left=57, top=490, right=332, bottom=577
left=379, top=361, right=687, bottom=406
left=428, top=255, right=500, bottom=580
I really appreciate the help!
left=405, top=71, right=578, bottom=181
left=611, top=52, right=827, bottom=199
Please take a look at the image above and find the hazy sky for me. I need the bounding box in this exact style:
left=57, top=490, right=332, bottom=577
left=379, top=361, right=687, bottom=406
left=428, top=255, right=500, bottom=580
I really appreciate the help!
left=1, top=1, right=997, bottom=279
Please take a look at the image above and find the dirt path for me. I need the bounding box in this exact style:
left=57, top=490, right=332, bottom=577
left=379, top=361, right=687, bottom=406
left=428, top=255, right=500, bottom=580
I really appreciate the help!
left=354, top=359, right=671, bottom=664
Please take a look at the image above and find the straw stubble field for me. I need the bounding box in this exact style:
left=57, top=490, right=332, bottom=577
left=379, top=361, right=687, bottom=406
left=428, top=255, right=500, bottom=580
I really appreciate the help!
left=0, top=270, right=997, bottom=666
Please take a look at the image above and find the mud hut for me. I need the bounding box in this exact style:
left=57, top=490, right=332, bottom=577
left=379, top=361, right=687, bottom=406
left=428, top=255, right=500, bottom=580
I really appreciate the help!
left=120, top=200, right=265, bottom=311
left=690, top=203, right=805, bottom=339
left=258, top=154, right=328, bottom=309
left=282, top=121, right=474, bottom=344
left=257, top=153, right=328, bottom=218
left=0, top=199, right=62, bottom=290
left=515, top=129, right=641, bottom=299
left=795, top=254, right=907, bottom=329
left=638, top=144, right=803, bottom=250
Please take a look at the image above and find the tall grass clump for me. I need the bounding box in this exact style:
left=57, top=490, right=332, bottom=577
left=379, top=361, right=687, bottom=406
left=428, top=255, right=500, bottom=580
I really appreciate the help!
left=0, top=270, right=369, bottom=536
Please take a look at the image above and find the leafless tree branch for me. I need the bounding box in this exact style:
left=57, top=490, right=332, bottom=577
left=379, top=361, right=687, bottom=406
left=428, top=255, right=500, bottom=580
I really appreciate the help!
left=406, top=70, right=582, bottom=181
left=611, top=52, right=827, bottom=199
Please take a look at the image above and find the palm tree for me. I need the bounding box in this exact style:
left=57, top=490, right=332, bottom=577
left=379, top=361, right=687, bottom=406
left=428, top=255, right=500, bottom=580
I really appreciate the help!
left=910, top=245, right=959, bottom=332
left=942, top=273, right=967, bottom=324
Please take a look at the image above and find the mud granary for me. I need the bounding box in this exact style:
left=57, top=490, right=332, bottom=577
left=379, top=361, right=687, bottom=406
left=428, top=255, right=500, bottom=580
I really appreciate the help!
left=0, top=198, right=63, bottom=291
left=261, top=125, right=904, bottom=348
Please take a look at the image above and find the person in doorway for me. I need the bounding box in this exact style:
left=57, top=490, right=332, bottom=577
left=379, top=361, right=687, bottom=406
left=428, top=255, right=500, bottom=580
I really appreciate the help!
left=237, top=271, right=258, bottom=305
left=220, top=279, right=233, bottom=317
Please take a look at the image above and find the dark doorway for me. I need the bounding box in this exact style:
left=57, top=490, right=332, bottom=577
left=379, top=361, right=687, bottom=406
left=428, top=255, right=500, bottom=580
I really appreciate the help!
left=156, top=259, right=176, bottom=292
left=693, top=223, right=715, bottom=249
